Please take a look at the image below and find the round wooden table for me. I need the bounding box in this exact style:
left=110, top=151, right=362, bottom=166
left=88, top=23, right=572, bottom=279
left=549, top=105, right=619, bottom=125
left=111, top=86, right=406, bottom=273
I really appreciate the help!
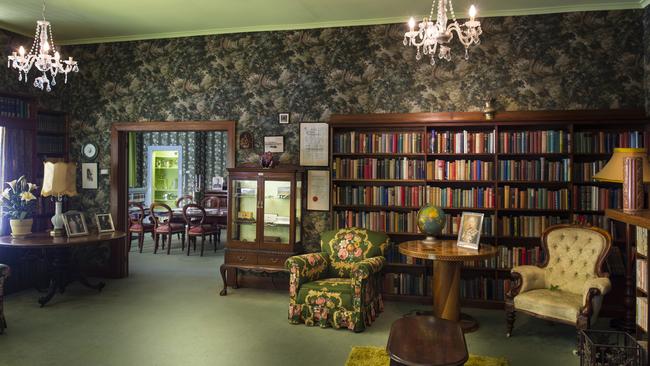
left=0, top=231, right=126, bottom=306
left=399, top=240, right=497, bottom=333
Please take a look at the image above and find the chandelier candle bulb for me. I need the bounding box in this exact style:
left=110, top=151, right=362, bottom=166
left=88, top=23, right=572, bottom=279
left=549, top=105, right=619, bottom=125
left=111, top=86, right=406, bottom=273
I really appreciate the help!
left=469, top=5, right=477, bottom=21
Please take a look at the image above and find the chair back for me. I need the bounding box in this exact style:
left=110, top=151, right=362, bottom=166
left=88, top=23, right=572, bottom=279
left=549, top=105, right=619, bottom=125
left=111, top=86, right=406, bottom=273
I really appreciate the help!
left=201, top=196, right=221, bottom=209
left=319, top=227, right=389, bottom=277
left=128, top=201, right=146, bottom=227
left=182, top=203, right=206, bottom=226
left=542, top=224, right=611, bottom=295
left=150, top=203, right=173, bottom=229
left=176, top=195, right=194, bottom=208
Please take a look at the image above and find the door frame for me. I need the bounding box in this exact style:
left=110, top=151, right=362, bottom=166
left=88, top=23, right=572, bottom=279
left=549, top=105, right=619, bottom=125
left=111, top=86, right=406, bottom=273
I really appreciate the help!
left=110, top=121, right=236, bottom=277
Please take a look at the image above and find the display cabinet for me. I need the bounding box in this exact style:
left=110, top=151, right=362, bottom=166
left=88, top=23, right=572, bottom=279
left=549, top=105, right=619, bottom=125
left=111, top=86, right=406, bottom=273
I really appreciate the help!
left=220, top=166, right=304, bottom=295
left=145, top=146, right=183, bottom=206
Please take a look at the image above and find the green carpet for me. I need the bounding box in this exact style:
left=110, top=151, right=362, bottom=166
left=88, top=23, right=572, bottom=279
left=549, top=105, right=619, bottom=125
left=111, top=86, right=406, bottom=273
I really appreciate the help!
left=345, top=346, right=509, bottom=366
left=0, top=238, right=585, bottom=365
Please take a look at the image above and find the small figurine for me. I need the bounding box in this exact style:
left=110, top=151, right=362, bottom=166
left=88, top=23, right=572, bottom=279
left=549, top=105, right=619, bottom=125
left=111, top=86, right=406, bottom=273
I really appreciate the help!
left=260, top=151, right=275, bottom=168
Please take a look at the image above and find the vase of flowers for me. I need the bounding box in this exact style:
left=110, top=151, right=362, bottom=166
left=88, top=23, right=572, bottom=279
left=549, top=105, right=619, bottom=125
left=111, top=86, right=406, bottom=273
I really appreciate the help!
left=1, top=176, right=37, bottom=238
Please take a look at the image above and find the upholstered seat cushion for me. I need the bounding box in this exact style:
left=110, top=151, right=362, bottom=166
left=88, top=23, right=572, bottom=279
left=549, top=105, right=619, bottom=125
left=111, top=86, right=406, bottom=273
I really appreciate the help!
left=129, top=223, right=154, bottom=232
left=297, top=278, right=354, bottom=311
left=514, top=288, right=582, bottom=323
left=155, top=223, right=184, bottom=233
left=188, top=224, right=214, bottom=234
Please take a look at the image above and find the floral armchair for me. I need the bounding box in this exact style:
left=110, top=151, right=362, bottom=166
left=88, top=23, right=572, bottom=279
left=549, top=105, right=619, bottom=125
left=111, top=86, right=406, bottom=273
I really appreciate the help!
left=0, top=264, right=9, bottom=334
left=285, top=228, right=389, bottom=332
left=506, top=224, right=612, bottom=337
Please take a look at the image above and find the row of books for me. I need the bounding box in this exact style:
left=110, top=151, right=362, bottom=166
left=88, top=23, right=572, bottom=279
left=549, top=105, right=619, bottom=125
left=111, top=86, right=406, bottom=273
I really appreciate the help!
left=498, top=130, right=569, bottom=154
left=573, top=214, right=610, bottom=228
left=638, top=259, right=648, bottom=293
left=36, top=135, right=66, bottom=154
left=333, top=131, right=425, bottom=154
left=334, top=210, right=420, bottom=233
left=461, top=277, right=512, bottom=302
left=382, top=273, right=431, bottom=296
left=497, top=159, right=571, bottom=182
left=638, top=227, right=648, bottom=257
left=465, top=245, right=546, bottom=269
left=332, top=185, right=426, bottom=207
left=426, top=160, right=493, bottom=181
left=332, top=158, right=427, bottom=180
left=498, top=216, right=563, bottom=237
left=638, top=297, right=648, bottom=332
left=574, top=131, right=644, bottom=153
left=37, top=113, right=66, bottom=134
left=427, top=187, right=496, bottom=209
left=572, top=186, right=622, bottom=211
left=574, top=160, right=607, bottom=182
left=499, top=187, right=569, bottom=210
left=429, top=130, right=496, bottom=154
left=0, top=96, right=30, bottom=119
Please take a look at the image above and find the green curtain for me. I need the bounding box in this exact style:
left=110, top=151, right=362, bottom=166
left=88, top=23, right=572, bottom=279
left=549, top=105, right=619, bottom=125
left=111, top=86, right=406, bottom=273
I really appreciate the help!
left=128, top=132, right=137, bottom=188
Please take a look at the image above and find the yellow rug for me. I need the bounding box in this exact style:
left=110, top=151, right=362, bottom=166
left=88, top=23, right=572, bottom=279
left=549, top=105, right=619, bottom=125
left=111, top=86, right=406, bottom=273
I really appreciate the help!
left=345, top=346, right=509, bottom=366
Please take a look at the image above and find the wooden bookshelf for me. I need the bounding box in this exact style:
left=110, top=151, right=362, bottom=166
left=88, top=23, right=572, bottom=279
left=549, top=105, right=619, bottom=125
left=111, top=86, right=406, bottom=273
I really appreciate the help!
left=330, top=110, right=649, bottom=309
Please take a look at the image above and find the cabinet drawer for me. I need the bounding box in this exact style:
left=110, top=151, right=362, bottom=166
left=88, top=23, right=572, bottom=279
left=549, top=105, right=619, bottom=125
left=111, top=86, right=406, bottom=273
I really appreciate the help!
left=226, top=251, right=257, bottom=265
left=258, top=253, right=290, bottom=267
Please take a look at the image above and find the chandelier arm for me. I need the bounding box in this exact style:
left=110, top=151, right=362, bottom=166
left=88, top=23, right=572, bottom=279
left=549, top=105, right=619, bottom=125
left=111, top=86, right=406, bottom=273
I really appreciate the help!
left=446, top=22, right=473, bottom=48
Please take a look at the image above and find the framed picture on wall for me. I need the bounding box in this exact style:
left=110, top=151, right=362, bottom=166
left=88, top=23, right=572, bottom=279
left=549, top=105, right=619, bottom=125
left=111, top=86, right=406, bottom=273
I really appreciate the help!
left=264, top=136, right=284, bottom=153
left=279, top=113, right=290, bottom=124
left=95, top=213, right=115, bottom=233
left=307, top=170, right=330, bottom=211
left=62, top=211, right=89, bottom=237
left=81, top=163, right=98, bottom=189
left=300, top=123, right=328, bottom=166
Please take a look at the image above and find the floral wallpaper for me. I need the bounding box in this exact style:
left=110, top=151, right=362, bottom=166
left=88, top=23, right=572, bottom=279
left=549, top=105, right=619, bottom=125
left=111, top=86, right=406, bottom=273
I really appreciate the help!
left=0, top=10, right=647, bottom=250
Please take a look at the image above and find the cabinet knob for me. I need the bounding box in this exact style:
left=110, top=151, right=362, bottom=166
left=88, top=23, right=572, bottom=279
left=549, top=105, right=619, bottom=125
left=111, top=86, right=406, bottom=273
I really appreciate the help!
left=237, top=256, right=246, bottom=262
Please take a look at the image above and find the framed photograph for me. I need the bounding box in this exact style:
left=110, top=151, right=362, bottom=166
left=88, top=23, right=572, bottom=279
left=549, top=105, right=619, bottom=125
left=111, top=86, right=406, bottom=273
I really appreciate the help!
left=211, top=176, right=224, bottom=190
left=307, top=170, right=330, bottom=211
left=95, top=213, right=115, bottom=233
left=62, top=211, right=89, bottom=237
left=279, top=113, right=290, bottom=124
left=300, top=122, right=329, bottom=166
left=81, top=163, right=98, bottom=189
left=457, top=212, right=484, bottom=250
left=264, top=136, right=284, bottom=153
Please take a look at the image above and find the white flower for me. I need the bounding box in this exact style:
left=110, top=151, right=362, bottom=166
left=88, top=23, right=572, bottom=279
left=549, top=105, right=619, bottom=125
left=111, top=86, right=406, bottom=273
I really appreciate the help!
left=20, top=191, right=36, bottom=202
left=1, top=188, right=10, bottom=200
left=5, top=179, right=17, bottom=192
left=27, top=183, right=38, bottom=192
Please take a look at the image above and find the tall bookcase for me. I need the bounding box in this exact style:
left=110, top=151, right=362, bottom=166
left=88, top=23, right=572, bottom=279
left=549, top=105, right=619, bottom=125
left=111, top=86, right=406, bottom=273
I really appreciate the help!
left=329, top=111, right=649, bottom=309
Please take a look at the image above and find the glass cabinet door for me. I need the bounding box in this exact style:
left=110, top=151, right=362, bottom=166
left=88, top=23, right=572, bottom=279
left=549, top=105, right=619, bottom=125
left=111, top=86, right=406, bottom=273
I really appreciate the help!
left=231, top=179, right=258, bottom=243
left=263, top=179, right=292, bottom=245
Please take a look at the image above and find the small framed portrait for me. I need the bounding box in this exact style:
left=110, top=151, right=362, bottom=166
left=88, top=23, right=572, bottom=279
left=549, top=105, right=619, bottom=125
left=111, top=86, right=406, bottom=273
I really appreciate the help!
left=81, top=163, right=98, bottom=189
left=95, top=213, right=115, bottom=233
left=239, top=131, right=253, bottom=149
left=279, top=113, right=290, bottom=124
left=62, top=211, right=89, bottom=237
left=264, top=135, right=284, bottom=153
left=457, top=212, right=484, bottom=250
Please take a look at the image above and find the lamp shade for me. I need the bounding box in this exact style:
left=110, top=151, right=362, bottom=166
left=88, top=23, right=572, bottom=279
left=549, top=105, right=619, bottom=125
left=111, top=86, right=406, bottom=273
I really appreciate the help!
left=41, top=162, right=77, bottom=197
left=593, top=148, right=650, bottom=183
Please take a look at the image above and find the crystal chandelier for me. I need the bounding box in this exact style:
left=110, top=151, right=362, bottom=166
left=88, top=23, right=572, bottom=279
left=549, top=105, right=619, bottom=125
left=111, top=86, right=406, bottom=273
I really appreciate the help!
left=7, top=1, right=78, bottom=92
left=403, top=0, right=482, bottom=65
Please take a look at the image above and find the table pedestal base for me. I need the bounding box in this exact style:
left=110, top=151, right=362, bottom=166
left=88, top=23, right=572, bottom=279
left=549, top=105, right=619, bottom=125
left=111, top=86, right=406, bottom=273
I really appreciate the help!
left=432, top=261, right=479, bottom=333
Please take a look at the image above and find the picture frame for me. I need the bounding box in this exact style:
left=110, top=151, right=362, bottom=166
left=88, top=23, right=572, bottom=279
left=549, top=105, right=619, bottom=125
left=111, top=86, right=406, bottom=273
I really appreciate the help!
left=239, top=131, right=253, bottom=149
left=457, top=212, right=484, bottom=250
left=95, top=213, right=115, bottom=233
left=62, top=211, right=89, bottom=237
left=81, top=163, right=98, bottom=189
left=264, top=135, right=284, bottom=153
left=279, top=113, right=290, bottom=124
left=300, top=122, right=329, bottom=166
left=307, top=170, right=330, bottom=211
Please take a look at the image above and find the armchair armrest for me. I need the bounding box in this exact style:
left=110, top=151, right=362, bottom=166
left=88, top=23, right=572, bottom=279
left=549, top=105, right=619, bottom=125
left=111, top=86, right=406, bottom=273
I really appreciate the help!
left=582, top=277, right=611, bottom=306
left=350, top=256, right=386, bottom=280
left=285, top=253, right=329, bottom=288
left=509, top=265, right=546, bottom=298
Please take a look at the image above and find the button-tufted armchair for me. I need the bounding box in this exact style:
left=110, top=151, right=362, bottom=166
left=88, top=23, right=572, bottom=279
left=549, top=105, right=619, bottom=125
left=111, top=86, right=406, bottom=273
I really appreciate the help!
left=0, top=264, right=9, bottom=334
left=285, top=228, right=389, bottom=332
left=505, top=224, right=612, bottom=337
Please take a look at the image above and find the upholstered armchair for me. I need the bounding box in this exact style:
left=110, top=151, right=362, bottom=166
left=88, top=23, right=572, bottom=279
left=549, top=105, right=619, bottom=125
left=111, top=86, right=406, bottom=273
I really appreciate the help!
left=505, top=224, right=612, bottom=337
left=285, top=228, right=389, bottom=332
left=0, top=264, right=9, bottom=334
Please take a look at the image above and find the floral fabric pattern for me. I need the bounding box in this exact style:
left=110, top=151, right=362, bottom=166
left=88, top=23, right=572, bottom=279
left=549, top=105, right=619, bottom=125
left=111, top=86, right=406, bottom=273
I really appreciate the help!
left=285, top=228, right=388, bottom=332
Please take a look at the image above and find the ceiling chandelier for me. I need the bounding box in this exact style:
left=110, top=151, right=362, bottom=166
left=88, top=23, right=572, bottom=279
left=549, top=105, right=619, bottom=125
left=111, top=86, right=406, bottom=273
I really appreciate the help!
left=403, top=0, right=482, bottom=65
left=7, top=0, right=78, bottom=92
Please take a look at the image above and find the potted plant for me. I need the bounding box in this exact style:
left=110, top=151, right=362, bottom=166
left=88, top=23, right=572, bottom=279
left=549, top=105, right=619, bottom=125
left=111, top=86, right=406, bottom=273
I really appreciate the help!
left=1, top=176, right=37, bottom=238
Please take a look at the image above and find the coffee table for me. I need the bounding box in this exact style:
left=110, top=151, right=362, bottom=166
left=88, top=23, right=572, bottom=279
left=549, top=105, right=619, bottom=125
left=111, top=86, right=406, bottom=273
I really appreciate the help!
left=387, top=315, right=468, bottom=366
left=399, top=240, right=497, bottom=332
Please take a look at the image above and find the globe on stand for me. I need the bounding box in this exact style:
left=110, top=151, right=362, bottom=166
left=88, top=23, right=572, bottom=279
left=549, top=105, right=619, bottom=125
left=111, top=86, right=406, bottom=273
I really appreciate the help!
left=417, top=204, right=446, bottom=245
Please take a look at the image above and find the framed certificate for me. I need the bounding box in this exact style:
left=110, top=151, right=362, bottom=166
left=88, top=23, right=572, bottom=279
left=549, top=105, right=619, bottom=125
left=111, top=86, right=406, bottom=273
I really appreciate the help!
left=307, top=170, right=330, bottom=211
left=300, top=122, right=329, bottom=166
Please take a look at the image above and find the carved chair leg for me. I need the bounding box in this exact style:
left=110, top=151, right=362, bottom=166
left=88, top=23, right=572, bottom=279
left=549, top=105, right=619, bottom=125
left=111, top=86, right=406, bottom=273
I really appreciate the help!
left=506, top=309, right=516, bottom=338
left=127, top=231, right=132, bottom=252
left=138, top=233, right=145, bottom=253
left=153, top=234, right=160, bottom=254
left=187, top=236, right=192, bottom=256
left=161, top=234, right=165, bottom=250
left=200, top=235, right=205, bottom=257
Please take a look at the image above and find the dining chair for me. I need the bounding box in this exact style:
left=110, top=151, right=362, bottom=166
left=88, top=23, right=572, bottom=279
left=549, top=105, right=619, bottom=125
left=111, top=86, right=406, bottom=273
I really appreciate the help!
left=127, top=201, right=154, bottom=253
left=150, top=203, right=186, bottom=255
left=183, top=203, right=219, bottom=256
left=201, top=196, right=226, bottom=246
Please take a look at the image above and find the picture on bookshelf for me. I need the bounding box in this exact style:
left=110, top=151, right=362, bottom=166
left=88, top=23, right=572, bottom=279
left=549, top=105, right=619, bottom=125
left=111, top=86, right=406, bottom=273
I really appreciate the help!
left=457, top=212, right=483, bottom=250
